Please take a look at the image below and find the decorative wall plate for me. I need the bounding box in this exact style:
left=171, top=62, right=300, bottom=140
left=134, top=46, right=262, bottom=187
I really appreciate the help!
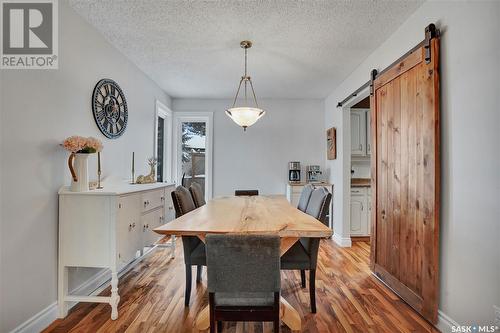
left=92, top=79, right=128, bottom=139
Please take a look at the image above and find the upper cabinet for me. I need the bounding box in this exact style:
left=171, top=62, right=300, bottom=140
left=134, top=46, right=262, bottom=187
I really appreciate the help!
left=366, top=109, right=371, bottom=156
left=351, top=108, right=371, bottom=157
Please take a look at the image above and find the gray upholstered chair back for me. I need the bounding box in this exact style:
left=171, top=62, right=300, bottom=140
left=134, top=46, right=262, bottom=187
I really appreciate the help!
left=206, top=234, right=281, bottom=294
left=234, top=190, right=259, bottom=196
left=305, top=187, right=332, bottom=225
left=171, top=186, right=197, bottom=218
left=189, top=182, right=206, bottom=207
left=297, top=184, right=314, bottom=212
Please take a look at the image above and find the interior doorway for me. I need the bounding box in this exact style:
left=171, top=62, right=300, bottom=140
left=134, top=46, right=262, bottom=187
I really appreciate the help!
left=349, top=96, right=372, bottom=242
left=338, top=89, right=371, bottom=248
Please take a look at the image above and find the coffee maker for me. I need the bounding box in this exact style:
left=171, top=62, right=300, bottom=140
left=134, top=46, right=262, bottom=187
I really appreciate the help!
left=288, top=162, right=301, bottom=182
left=306, top=165, right=323, bottom=183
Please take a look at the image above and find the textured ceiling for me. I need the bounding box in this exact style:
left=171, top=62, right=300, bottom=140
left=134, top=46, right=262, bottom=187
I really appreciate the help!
left=68, top=0, right=424, bottom=99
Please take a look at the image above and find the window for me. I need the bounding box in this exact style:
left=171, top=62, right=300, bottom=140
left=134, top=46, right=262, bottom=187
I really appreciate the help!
left=173, top=112, right=213, bottom=199
left=154, top=100, right=172, bottom=182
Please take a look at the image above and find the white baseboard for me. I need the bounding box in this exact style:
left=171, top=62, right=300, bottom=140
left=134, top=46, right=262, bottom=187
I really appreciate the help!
left=9, top=246, right=161, bottom=333
left=436, top=309, right=459, bottom=333
left=9, top=302, right=58, bottom=333
left=332, top=232, right=352, bottom=247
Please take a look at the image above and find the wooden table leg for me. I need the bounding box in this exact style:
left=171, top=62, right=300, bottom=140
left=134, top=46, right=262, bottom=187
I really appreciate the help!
left=280, top=237, right=299, bottom=256
left=197, top=234, right=206, bottom=243
left=280, top=296, right=301, bottom=331
left=195, top=305, right=210, bottom=330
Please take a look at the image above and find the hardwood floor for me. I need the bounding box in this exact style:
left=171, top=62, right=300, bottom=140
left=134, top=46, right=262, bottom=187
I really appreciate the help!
left=44, top=240, right=439, bottom=333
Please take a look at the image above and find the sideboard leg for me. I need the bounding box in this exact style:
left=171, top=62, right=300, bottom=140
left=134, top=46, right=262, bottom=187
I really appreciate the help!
left=110, top=270, right=120, bottom=320
left=58, top=265, right=68, bottom=318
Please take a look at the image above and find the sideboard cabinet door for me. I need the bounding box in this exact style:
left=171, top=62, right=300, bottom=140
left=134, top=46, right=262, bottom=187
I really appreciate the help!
left=117, top=194, right=141, bottom=269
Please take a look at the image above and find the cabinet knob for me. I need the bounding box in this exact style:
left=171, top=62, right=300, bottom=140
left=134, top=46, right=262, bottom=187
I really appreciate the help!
left=161, top=196, right=165, bottom=201
left=132, top=222, right=136, bottom=228
left=168, top=206, right=173, bottom=210
left=359, top=144, right=363, bottom=150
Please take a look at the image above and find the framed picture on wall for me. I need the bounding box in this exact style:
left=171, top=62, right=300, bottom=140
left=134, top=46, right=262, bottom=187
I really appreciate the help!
left=327, top=127, right=336, bottom=160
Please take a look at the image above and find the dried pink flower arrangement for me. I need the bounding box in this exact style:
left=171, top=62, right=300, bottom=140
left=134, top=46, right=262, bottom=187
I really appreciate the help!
left=63, top=136, right=103, bottom=153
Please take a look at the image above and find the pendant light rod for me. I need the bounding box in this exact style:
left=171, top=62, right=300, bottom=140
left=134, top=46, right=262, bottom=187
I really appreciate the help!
left=230, top=41, right=260, bottom=109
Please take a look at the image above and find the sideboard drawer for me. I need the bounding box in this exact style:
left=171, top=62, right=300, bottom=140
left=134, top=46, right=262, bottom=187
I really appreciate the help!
left=141, top=189, right=164, bottom=212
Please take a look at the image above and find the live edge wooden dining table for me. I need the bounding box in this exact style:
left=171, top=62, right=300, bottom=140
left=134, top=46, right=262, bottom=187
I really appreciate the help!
left=154, top=194, right=333, bottom=331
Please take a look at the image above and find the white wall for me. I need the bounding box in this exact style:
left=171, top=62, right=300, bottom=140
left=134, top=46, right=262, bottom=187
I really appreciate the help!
left=324, top=1, right=500, bottom=330
left=172, top=99, right=326, bottom=196
left=0, top=1, right=171, bottom=331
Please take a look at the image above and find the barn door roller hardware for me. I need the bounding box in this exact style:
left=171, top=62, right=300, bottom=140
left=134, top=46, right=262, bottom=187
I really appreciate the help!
left=369, top=69, right=378, bottom=96
left=337, top=23, right=440, bottom=107
left=424, top=23, right=438, bottom=64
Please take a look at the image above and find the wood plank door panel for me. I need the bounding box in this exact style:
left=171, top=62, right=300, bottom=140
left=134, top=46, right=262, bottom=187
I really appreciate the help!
left=370, top=35, right=440, bottom=323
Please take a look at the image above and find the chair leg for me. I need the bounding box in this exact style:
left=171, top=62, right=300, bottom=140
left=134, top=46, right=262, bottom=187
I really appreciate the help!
left=196, top=265, right=203, bottom=283
left=217, top=321, right=223, bottom=332
left=300, top=270, right=306, bottom=288
left=185, top=265, right=192, bottom=306
left=274, top=318, right=280, bottom=332
left=209, top=315, right=216, bottom=333
left=309, top=269, right=316, bottom=313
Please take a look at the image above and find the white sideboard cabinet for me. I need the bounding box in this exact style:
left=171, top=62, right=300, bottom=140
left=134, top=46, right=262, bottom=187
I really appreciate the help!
left=58, top=181, right=175, bottom=320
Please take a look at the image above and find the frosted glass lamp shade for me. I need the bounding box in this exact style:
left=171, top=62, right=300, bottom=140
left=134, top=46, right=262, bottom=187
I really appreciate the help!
left=225, top=107, right=265, bottom=130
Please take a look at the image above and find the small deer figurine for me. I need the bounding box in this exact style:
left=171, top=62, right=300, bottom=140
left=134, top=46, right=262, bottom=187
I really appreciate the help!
left=136, top=157, right=157, bottom=184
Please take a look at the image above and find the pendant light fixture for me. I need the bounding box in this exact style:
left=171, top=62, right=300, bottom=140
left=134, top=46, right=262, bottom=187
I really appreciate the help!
left=226, top=40, right=265, bottom=131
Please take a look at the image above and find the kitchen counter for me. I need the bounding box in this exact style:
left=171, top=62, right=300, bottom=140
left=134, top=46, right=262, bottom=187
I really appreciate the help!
left=288, top=181, right=333, bottom=186
left=351, top=178, right=371, bottom=187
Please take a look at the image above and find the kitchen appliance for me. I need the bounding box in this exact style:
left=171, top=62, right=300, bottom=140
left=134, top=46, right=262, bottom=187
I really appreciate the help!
left=288, top=161, right=301, bottom=182
left=306, top=165, right=323, bottom=182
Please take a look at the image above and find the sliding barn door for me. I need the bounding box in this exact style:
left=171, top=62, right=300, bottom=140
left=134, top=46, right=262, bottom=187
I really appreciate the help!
left=370, top=27, right=440, bottom=323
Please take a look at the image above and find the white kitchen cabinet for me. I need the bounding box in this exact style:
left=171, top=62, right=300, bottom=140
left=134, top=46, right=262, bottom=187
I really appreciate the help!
left=351, top=110, right=366, bottom=156
left=350, top=187, right=371, bottom=236
left=351, top=108, right=371, bottom=157
left=367, top=187, right=372, bottom=233
left=58, top=181, right=175, bottom=321
left=366, top=109, right=371, bottom=156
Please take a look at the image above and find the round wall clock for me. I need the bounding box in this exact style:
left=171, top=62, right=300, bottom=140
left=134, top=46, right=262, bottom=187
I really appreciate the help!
left=92, top=79, right=128, bottom=139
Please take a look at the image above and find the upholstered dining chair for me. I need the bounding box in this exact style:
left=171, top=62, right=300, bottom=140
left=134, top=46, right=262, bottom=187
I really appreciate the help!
left=280, top=187, right=332, bottom=313
left=234, top=190, right=259, bottom=196
left=297, top=184, right=314, bottom=212
left=189, top=182, right=206, bottom=207
left=171, top=186, right=206, bottom=306
left=206, top=234, right=281, bottom=333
